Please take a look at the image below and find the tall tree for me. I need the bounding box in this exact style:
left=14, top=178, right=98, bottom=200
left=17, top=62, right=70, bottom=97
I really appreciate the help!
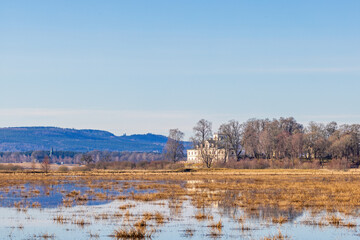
left=81, top=154, right=94, bottom=165
left=192, top=119, right=212, bottom=146
left=41, top=156, right=51, bottom=173
left=241, top=119, right=264, bottom=158
left=291, top=132, right=304, bottom=159
left=219, top=120, right=243, bottom=161
left=192, top=119, right=219, bottom=167
left=164, top=129, right=185, bottom=162
left=304, top=122, right=329, bottom=161
left=199, top=144, right=216, bottom=168
left=279, top=117, right=303, bottom=135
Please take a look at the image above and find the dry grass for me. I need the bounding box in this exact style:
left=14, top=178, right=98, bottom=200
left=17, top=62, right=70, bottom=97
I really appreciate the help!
left=119, top=204, right=134, bottom=210
left=184, top=228, right=195, bottom=237
left=327, top=215, right=343, bottom=226
left=134, top=218, right=148, bottom=228
left=154, top=211, right=165, bottom=225
left=88, top=231, right=100, bottom=238
left=62, top=198, right=73, bottom=207
left=31, top=202, right=41, bottom=208
left=72, top=218, right=90, bottom=227
left=53, top=215, right=68, bottom=224
left=262, top=230, right=288, bottom=240
left=195, top=212, right=213, bottom=221
left=272, top=216, right=288, bottom=225
left=1, top=169, right=360, bottom=239
left=33, top=233, right=55, bottom=239
left=209, top=220, right=223, bottom=231
left=114, top=227, right=153, bottom=239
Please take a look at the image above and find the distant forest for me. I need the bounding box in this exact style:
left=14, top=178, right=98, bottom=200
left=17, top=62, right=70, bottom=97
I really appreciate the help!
left=239, top=118, right=359, bottom=162
left=184, top=117, right=360, bottom=169
left=0, top=150, right=163, bottom=164
left=209, top=117, right=360, bottom=168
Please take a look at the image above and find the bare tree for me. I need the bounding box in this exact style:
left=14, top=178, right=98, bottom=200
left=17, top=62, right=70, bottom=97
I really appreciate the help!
left=241, top=119, right=263, bottom=158
left=30, top=153, right=37, bottom=171
left=164, top=129, right=185, bottom=162
left=191, top=119, right=218, bottom=167
left=199, top=146, right=215, bottom=168
left=41, top=156, right=51, bottom=173
left=279, top=117, right=303, bottom=135
left=219, top=120, right=243, bottom=162
left=100, top=151, right=112, bottom=162
left=192, top=119, right=212, bottom=146
left=31, top=160, right=36, bottom=171
left=291, top=132, right=304, bottom=160
left=80, top=154, right=94, bottom=165
left=304, top=122, right=329, bottom=161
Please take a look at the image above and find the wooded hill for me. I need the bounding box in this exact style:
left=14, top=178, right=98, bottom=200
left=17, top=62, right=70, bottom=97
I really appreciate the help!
left=0, top=127, right=171, bottom=152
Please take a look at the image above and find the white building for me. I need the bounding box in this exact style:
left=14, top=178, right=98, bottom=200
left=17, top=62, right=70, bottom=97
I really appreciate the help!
left=187, top=134, right=236, bottom=163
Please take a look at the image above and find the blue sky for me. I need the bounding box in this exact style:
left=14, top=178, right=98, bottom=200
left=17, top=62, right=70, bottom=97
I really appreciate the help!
left=1, top=1, right=359, bottom=137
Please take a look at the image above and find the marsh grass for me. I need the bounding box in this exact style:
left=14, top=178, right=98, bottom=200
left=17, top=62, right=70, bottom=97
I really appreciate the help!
left=272, top=216, right=288, bottom=225
left=154, top=211, right=165, bottom=225
left=195, top=212, right=213, bottom=221
left=262, top=230, right=288, bottom=240
left=327, top=215, right=343, bottom=226
left=134, top=218, right=148, bottom=228
left=88, top=231, right=100, bottom=239
left=94, top=213, right=109, bottom=220
left=113, top=212, right=123, bottom=218
left=62, top=198, right=73, bottom=207
left=119, top=204, right=135, bottom=210
left=53, top=215, right=68, bottom=224
left=209, top=220, right=223, bottom=231
left=113, top=226, right=154, bottom=239
left=72, top=218, right=90, bottom=227
left=184, top=228, right=195, bottom=237
left=1, top=169, right=360, bottom=239
left=33, top=233, right=55, bottom=239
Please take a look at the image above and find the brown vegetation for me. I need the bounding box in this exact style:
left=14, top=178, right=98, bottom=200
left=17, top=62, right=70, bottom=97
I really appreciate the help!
left=1, top=169, right=360, bottom=239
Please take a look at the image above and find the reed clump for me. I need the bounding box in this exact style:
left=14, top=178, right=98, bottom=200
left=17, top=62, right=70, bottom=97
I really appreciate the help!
left=154, top=211, right=165, bottom=225
left=272, top=216, right=288, bottom=225
left=209, top=220, right=223, bottom=231
left=114, top=227, right=153, bottom=239
left=262, top=230, right=288, bottom=240
left=53, top=215, right=68, bottom=224
left=327, top=215, right=343, bottom=226
left=195, top=212, right=213, bottom=221
left=184, top=228, right=195, bottom=237
left=72, top=218, right=90, bottom=227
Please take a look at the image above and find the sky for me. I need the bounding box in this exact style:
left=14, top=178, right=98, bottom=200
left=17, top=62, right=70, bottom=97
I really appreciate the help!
left=0, top=1, right=359, bottom=138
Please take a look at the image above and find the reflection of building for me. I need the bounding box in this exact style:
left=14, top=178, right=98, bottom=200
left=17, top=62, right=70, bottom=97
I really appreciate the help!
left=187, top=134, right=236, bottom=163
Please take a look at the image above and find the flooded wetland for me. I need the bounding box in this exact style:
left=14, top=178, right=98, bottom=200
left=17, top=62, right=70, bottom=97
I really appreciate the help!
left=1, top=170, right=360, bottom=239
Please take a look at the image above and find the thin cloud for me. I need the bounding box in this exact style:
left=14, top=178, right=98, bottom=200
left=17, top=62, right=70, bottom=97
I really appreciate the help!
left=214, top=67, right=360, bottom=74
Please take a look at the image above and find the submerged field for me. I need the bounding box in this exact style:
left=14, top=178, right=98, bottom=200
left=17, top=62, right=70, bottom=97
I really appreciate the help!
left=0, top=169, right=360, bottom=239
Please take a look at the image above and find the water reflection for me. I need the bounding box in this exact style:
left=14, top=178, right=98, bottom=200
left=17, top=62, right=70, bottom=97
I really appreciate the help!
left=0, top=180, right=155, bottom=208
left=0, top=179, right=359, bottom=240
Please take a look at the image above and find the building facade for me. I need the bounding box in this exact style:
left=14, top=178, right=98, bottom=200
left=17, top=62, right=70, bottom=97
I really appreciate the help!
left=187, top=134, right=237, bottom=163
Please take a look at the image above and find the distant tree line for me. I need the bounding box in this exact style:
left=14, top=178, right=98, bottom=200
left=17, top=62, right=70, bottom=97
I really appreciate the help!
left=240, top=117, right=360, bottom=166
left=163, top=117, right=360, bottom=168
left=0, top=151, right=79, bottom=164
left=0, top=150, right=163, bottom=164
